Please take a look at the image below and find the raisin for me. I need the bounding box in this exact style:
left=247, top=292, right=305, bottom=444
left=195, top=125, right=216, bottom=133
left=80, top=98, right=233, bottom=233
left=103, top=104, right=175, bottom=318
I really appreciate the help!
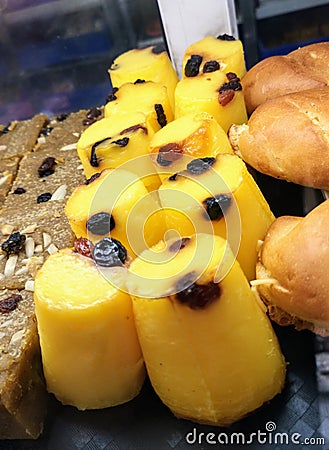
left=1, top=232, right=26, bottom=255
left=85, top=172, right=101, bottom=185
left=219, top=90, right=235, bottom=106
left=86, top=107, right=102, bottom=120
left=0, top=294, right=22, bottom=314
left=40, top=126, right=53, bottom=136
left=219, top=73, right=242, bottom=94
left=37, top=192, right=52, bottom=203
left=56, top=113, right=68, bottom=122
left=134, top=79, right=145, bottom=84
left=184, top=54, right=202, bottom=77
left=203, top=60, right=220, bottom=73
left=90, top=137, right=112, bottom=167
left=74, top=237, right=94, bottom=259
left=175, top=276, right=220, bottom=309
left=203, top=194, right=231, bottom=220
left=152, top=44, right=166, bottom=54
left=105, top=87, right=119, bottom=103
left=217, top=34, right=235, bottom=41
left=93, top=237, right=127, bottom=267
left=83, top=118, right=97, bottom=126
left=13, top=187, right=26, bottom=194
left=168, top=173, right=178, bottom=181
left=156, top=143, right=183, bottom=167
left=112, top=137, right=129, bottom=147
left=38, top=157, right=56, bottom=177
left=0, top=124, right=10, bottom=135
left=120, top=124, right=148, bottom=135
left=169, top=237, right=190, bottom=253
left=154, top=104, right=167, bottom=128
left=186, top=157, right=216, bottom=175
left=86, top=212, right=115, bottom=236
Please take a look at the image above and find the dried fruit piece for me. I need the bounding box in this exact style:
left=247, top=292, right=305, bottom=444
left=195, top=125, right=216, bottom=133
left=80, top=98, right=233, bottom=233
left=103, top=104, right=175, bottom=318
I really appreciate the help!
left=154, top=103, right=167, bottom=128
left=175, top=276, right=220, bottom=309
left=13, top=187, right=26, bottom=194
left=203, top=60, right=220, bottom=73
left=156, top=143, right=183, bottom=167
left=93, top=237, right=127, bottom=267
left=37, top=192, right=52, bottom=204
left=203, top=194, right=232, bottom=220
left=184, top=54, right=202, bottom=77
left=0, top=293, right=22, bottom=313
left=86, top=212, right=115, bottom=236
left=168, top=237, right=190, bottom=253
left=186, top=157, right=216, bottom=175
left=1, top=231, right=26, bottom=255
left=74, top=237, right=94, bottom=259
left=38, top=157, right=56, bottom=177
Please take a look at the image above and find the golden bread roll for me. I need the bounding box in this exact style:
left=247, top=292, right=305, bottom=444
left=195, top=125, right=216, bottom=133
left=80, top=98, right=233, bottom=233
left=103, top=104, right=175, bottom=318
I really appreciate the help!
left=229, top=86, right=329, bottom=190
left=255, top=200, right=329, bottom=336
left=242, top=42, right=329, bottom=114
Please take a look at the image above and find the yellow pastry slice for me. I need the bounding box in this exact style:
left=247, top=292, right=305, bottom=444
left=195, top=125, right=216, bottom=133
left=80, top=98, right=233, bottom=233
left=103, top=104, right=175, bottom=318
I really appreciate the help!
left=126, top=233, right=286, bottom=426
left=158, top=153, right=275, bottom=280
left=109, top=44, right=178, bottom=111
left=34, top=246, right=145, bottom=410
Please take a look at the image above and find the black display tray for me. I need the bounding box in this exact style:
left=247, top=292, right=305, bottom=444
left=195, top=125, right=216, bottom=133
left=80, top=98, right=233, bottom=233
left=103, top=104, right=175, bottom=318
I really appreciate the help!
left=3, top=325, right=329, bottom=450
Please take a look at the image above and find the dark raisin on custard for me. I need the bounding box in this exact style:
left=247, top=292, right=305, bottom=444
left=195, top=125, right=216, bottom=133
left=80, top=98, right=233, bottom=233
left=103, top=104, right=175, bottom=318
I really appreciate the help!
left=112, top=137, right=129, bottom=147
left=218, top=72, right=242, bottom=106
left=155, top=103, right=167, bottom=128
left=134, top=79, right=145, bottom=84
left=105, top=87, right=119, bottom=103
left=219, top=73, right=242, bottom=93
left=120, top=124, right=148, bottom=135
left=175, top=274, right=221, bottom=309
left=203, top=194, right=232, bottom=220
left=168, top=237, right=190, bottom=253
left=1, top=232, right=26, bottom=255
left=0, top=294, right=22, bottom=314
left=90, top=137, right=111, bottom=168
left=38, top=156, right=56, bottom=177
left=186, top=157, right=216, bottom=175
left=93, top=237, right=127, bottom=267
left=37, top=192, right=52, bottom=203
left=152, top=44, right=166, bottom=54
left=85, top=172, right=101, bottom=185
left=156, top=143, right=183, bottom=167
left=203, top=60, right=220, bottom=73
left=168, top=173, right=178, bottom=181
left=86, top=212, right=115, bottom=236
left=217, top=34, right=235, bottom=41
left=184, top=54, right=203, bottom=77
left=74, top=237, right=94, bottom=259
left=13, top=187, right=26, bottom=194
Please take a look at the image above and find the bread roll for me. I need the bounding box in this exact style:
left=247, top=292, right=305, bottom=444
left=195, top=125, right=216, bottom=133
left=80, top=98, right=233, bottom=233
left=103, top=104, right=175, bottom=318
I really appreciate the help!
left=242, top=42, right=329, bottom=114
left=255, top=200, right=329, bottom=336
left=229, top=86, right=329, bottom=190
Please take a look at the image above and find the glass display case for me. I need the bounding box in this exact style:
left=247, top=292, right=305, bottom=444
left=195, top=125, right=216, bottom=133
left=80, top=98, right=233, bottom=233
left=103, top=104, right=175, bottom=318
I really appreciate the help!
left=0, top=0, right=164, bottom=124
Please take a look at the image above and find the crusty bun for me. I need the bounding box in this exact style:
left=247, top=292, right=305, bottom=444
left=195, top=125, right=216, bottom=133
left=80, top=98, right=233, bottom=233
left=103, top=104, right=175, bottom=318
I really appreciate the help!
left=255, top=200, right=329, bottom=336
left=229, top=86, right=329, bottom=190
left=242, top=41, right=329, bottom=115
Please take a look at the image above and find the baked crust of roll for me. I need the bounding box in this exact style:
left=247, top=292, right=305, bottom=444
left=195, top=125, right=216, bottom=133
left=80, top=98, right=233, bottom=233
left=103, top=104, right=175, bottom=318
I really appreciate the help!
left=242, top=42, right=329, bottom=115
left=256, top=201, right=329, bottom=336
